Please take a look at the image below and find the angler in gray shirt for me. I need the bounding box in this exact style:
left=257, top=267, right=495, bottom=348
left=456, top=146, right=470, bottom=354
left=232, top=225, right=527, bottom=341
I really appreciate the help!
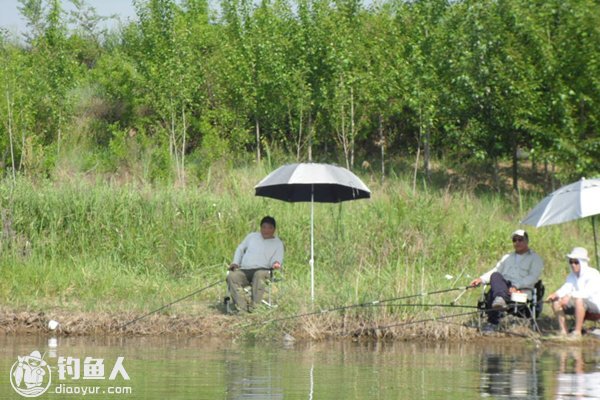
left=226, top=216, right=284, bottom=312
left=470, top=229, right=544, bottom=330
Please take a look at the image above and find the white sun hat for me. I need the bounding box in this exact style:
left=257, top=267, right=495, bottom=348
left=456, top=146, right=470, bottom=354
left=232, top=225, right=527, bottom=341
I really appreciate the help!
left=566, top=247, right=590, bottom=262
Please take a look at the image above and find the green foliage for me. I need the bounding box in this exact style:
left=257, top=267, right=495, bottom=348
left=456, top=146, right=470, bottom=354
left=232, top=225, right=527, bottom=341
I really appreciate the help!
left=1, top=0, right=599, bottom=183
left=0, top=168, right=591, bottom=315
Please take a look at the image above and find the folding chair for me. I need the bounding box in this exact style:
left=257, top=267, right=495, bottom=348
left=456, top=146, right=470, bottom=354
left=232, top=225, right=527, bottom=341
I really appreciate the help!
left=477, top=280, right=545, bottom=331
left=585, top=312, right=600, bottom=322
left=585, top=312, right=600, bottom=336
left=255, top=269, right=280, bottom=308
left=224, top=269, right=281, bottom=313
left=546, top=302, right=600, bottom=335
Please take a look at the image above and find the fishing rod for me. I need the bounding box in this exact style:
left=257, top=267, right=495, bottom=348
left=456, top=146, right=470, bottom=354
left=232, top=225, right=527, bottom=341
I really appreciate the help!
left=381, top=286, right=473, bottom=301
left=341, top=310, right=482, bottom=338
left=362, top=303, right=479, bottom=309
left=372, top=302, right=527, bottom=331
left=451, top=286, right=470, bottom=305
left=263, top=286, right=475, bottom=325
left=350, top=305, right=542, bottom=337
left=121, top=279, right=222, bottom=329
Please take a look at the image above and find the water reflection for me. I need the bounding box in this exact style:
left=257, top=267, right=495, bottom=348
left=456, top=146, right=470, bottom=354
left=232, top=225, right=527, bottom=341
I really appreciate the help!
left=308, top=363, right=314, bottom=400
left=477, top=345, right=600, bottom=400
left=555, top=347, right=600, bottom=399
left=224, top=345, right=284, bottom=399
left=479, top=347, right=544, bottom=399
left=1, top=335, right=600, bottom=399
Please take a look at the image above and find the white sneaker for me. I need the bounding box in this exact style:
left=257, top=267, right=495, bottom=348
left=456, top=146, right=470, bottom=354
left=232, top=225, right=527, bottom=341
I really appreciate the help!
left=492, top=296, right=507, bottom=310
left=590, top=328, right=600, bottom=338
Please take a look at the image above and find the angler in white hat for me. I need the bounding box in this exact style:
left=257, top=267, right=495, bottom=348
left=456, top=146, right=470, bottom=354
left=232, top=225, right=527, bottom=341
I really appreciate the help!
left=546, top=247, right=600, bottom=338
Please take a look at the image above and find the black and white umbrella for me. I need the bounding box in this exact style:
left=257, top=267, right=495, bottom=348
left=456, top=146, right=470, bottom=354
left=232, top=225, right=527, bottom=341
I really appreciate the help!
left=521, top=177, right=600, bottom=266
left=255, top=163, right=371, bottom=301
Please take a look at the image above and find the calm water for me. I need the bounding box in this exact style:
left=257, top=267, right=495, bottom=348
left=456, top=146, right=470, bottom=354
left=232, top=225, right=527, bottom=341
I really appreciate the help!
left=1, top=335, right=599, bottom=399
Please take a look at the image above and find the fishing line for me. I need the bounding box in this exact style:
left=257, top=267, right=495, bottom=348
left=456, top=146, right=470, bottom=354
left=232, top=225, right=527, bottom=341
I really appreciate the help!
left=262, top=286, right=474, bottom=325
left=380, top=286, right=473, bottom=301
left=121, top=279, right=222, bottom=329
left=350, top=304, right=516, bottom=334
left=202, top=262, right=228, bottom=271
left=373, top=310, right=479, bottom=330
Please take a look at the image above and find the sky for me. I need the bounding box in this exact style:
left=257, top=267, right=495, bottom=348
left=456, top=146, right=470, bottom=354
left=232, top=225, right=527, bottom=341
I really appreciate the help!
left=0, top=0, right=138, bottom=35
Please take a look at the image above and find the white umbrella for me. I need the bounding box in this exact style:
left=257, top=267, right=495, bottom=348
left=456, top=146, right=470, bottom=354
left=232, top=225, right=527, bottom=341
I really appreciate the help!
left=521, top=177, right=600, bottom=266
left=255, top=163, right=371, bottom=302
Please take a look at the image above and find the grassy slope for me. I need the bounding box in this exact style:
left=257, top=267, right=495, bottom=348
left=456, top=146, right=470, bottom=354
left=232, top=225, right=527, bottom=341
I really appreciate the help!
left=0, top=165, right=595, bottom=334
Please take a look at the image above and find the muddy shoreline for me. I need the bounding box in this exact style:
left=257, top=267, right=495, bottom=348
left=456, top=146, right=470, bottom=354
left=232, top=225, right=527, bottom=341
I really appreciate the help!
left=0, top=309, right=240, bottom=337
left=4, top=308, right=595, bottom=345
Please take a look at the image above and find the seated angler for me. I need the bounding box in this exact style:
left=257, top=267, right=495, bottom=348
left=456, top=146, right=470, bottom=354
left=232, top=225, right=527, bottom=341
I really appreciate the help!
left=226, top=216, right=284, bottom=313
left=469, top=229, right=544, bottom=332
left=546, top=247, right=600, bottom=338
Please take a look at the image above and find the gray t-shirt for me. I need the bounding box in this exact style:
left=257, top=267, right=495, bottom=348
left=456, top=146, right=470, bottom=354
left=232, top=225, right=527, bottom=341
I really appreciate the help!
left=233, top=232, right=284, bottom=270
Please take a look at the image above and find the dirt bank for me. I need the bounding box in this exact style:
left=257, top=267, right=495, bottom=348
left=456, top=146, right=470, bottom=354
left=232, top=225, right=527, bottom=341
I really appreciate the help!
left=0, top=306, right=577, bottom=344
left=0, top=308, right=241, bottom=337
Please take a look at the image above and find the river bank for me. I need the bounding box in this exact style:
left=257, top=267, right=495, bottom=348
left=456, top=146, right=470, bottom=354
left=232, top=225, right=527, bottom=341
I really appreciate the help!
left=0, top=307, right=237, bottom=337
left=1, top=172, right=597, bottom=343
left=2, top=305, right=588, bottom=344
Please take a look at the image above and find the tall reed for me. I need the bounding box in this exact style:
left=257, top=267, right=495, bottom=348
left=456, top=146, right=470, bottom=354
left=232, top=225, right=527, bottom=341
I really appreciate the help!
left=0, top=167, right=592, bottom=323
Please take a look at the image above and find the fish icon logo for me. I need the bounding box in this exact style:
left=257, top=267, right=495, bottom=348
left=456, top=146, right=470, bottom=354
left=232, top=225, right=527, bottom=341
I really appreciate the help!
left=10, top=350, right=52, bottom=397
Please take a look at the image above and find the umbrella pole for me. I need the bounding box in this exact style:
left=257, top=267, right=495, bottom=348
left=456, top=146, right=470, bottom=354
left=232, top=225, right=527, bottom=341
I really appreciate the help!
left=593, top=215, right=599, bottom=267
left=310, top=187, right=315, bottom=303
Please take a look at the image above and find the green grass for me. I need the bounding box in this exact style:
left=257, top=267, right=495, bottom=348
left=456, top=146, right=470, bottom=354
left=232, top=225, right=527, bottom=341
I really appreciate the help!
left=0, top=165, right=596, bottom=324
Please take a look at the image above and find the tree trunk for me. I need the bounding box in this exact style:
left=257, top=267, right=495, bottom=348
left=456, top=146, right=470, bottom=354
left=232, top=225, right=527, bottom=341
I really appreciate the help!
left=413, top=143, right=420, bottom=194
left=340, top=101, right=350, bottom=170
left=414, top=103, right=423, bottom=192
left=512, top=140, right=519, bottom=192
left=492, top=157, right=501, bottom=191
left=255, top=117, right=261, bottom=164
left=423, top=126, right=430, bottom=182
left=180, top=106, right=187, bottom=187
left=6, top=91, right=16, bottom=182
left=19, top=107, right=25, bottom=172
left=307, top=113, right=313, bottom=162
left=297, top=111, right=303, bottom=161
left=350, top=86, right=355, bottom=170
left=170, top=105, right=180, bottom=181
left=379, top=113, right=385, bottom=182
left=57, top=113, right=62, bottom=163
left=291, top=105, right=303, bottom=161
